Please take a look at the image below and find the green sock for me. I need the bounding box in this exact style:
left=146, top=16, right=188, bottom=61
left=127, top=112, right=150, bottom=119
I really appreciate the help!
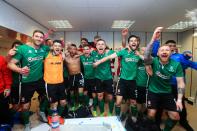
left=164, top=118, right=178, bottom=131
left=98, top=99, right=105, bottom=114
left=108, top=100, right=114, bottom=114
left=39, top=97, right=49, bottom=112
left=70, top=94, right=75, bottom=107
left=130, top=105, right=138, bottom=117
left=93, top=97, right=98, bottom=111
left=21, top=111, right=30, bottom=124
left=79, top=92, right=84, bottom=104
left=58, top=105, right=65, bottom=116
left=84, top=95, right=89, bottom=106
left=115, top=106, right=121, bottom=116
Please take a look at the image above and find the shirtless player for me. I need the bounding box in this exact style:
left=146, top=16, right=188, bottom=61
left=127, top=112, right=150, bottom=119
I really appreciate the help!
left=64, top=43, right=84, bottom=108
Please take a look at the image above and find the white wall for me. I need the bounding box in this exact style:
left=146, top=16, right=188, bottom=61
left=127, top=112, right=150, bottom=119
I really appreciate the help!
left=81, top=32, right=97, bottom=42
left=162, top=32, right=178, bottom=45
left=65, top=32, right=81, bottom=46
left=178, top=29, right=197, bottom=98
left=54, top=31, right=178, bottom=49
left=0, top=1, right=47, bottom=36
left=193, top=29, right=197, bottom=99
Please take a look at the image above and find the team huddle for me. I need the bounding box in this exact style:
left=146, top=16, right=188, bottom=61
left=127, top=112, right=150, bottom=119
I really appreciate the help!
left=4, top=27, right=196, bottom=131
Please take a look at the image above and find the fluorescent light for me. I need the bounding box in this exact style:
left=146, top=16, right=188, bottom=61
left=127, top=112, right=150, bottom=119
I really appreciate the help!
left=167, top=21, right=197, bottom=30
left=112, top=20, right=135, bottom=29
left=48, top=20, right=72, bottom=28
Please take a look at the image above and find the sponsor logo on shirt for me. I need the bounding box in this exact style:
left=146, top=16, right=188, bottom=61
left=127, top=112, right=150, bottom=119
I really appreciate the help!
left=125, top=58, right=138, bottom=62
left=50, top=61, right=62, bottom=65
left=83, top=62, right=93, bottom=65
left=27, top=56, right=44, bottom=62
left=156, top=71, right=170, bottom=79
left=138, top=66, right=145, bottom=70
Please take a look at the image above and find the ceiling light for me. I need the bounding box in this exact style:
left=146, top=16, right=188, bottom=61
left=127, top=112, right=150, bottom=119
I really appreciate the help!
left=112, top=20, right=135, bottom=29
left=167, top=21, right=197, bottom=30
left=186, top=9, right=197, bottom=23
left=48, top=20, right=72, bottom=28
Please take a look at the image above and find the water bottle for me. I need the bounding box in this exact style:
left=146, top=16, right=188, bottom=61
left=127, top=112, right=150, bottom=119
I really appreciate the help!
left=51, top=113, right=60, bottom=131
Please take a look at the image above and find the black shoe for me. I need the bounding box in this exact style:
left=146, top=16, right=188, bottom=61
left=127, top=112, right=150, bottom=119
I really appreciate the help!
left=180, top=122, right=194, bottom=131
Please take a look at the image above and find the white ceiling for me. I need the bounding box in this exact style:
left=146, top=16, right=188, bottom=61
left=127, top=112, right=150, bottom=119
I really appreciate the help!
left=4, top=0, right=197, bottom=32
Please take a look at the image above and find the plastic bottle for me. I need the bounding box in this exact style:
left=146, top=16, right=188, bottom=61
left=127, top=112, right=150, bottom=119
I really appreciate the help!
left=51, top=113, right=60, bottom=131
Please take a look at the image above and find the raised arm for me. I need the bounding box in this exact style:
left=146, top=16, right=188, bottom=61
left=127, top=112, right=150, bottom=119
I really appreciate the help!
left=145, top=65, right=153, bottom=76
left=43, top=28, right=55, bottom=40
left=151, top=40, right=160, bottom=57
left=93, top=53, right=117, bottom=67
left=121, top=28, right=129, bottom=48
left=144, top=27, right=163, bottom=65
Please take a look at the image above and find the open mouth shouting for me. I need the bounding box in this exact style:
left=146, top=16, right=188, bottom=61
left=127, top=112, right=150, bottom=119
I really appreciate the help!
left=161, top=53, right=169, bottom=58
left=98, top=48, right=105, bottom=54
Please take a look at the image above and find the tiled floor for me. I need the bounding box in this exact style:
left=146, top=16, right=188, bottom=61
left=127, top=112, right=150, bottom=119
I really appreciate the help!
left=12, top=94, right=197, bottom=131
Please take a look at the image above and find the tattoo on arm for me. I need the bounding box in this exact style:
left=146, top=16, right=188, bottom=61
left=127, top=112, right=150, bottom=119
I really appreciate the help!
left=144, top=41, right=154, bottom=65
left=178, top=87, right=185, bottom=95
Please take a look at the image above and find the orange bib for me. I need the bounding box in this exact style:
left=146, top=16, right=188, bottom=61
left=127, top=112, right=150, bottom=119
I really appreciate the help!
left=44, top=53, right=63, bottom=84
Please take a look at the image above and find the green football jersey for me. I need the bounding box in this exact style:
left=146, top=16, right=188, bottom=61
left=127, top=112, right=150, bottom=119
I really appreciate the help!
left=80, top=55, right=95, bottom=79
left=13, top=44, right=49, bottom=83
left=92, top=50, right=114, bottom=80
left=149, top=57, right=184, bottom=93
left=116, top=49, right=140, bottom=80
left=136, top=60, right=148, bottom=87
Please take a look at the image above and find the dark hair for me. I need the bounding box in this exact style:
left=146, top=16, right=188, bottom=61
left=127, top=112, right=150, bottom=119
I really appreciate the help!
left=53, top=40, right=62, bottom=44
left=128, top=35, right=138, bottom=43
left=70, top=43, right=77, bottom=47
left=81, top=38, right=88, bottom=43
left=11, top=41, right=23, bottom=48
left=165, top=40, right=176, bottom=44
left=33, top=30, right=44, bottom=36
left=96, top=38, right=106, bottom=43
left=45, top=39, right=51, bottom=43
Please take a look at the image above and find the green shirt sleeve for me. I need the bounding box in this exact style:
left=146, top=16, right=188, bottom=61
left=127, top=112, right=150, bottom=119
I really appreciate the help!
left=116, top=49, right=125, bottom=57
left=107, top=50, right=115, bottom=56
left=175, top=63, right=184, bottom=77
left=91, top=50, right=97, bottom=56
left=43, top=45, right=50, bottom=52
left=80, top=55, right=83, bottom=61
left=42, top=45, right=50, bottom=59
